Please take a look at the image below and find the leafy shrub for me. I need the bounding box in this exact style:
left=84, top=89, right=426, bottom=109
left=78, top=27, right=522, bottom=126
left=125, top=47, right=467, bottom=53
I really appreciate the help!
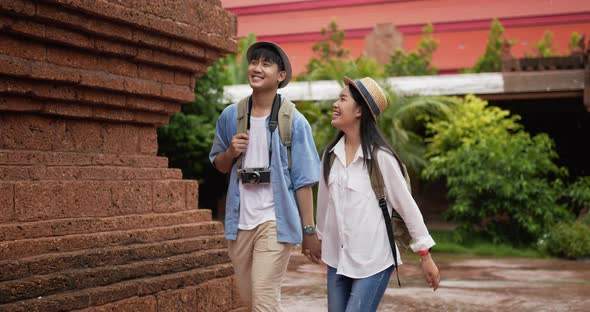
left=385, top=23, right=438, bottom=76
left=423, top=95, right=572, bottom=244
left=562, top=176, right=590, bottom=216
left=464, top=18, right=506, bottom=73
left=541, top=215, right=590, bottom=259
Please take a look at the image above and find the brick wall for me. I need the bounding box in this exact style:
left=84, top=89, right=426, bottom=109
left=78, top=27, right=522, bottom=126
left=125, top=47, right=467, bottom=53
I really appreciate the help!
left=0, top=0, right=245, bottom=311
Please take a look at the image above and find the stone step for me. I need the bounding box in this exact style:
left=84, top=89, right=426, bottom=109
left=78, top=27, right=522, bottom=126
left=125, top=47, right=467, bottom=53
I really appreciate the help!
left=2, top=179, right=199, bottom=223
left=0, top=234, right=227, bottom=282
left=0, top=150, right=169, bottom=168
left=0, top=209, right=212, bottom=241
left=0, top=165, right=183, bottom=181
left=0, top=247, right=231, bottom=304
left=0, top=221, right=224, bottom=261
left=0, top=263, right=237, bottom=312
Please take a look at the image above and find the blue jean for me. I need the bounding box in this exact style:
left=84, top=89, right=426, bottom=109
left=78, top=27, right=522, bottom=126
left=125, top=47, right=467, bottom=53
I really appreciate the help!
left=327, top=265, right=394, bottom=312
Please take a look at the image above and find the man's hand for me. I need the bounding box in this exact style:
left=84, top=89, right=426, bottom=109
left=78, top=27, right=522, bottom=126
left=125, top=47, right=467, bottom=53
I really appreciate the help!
left=229, top=133, right=249, bottom=158
left=420, top=253, right=440, bottom=290
left=302, top=234, right=322, bottom=264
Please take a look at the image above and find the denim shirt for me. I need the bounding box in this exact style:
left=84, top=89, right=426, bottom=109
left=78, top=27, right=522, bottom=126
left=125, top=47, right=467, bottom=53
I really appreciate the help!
left=209, top=97, right=320, bottom=244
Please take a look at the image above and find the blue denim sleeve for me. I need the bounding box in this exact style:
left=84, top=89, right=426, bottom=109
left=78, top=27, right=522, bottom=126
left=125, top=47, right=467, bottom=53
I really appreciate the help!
left=209, top=104, right=235, bottom=166
left=290, top=111, right=320, bottom=190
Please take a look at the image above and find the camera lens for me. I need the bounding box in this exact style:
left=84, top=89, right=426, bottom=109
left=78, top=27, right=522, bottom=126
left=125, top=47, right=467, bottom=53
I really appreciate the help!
left=246, top=172, right=260, bottom=184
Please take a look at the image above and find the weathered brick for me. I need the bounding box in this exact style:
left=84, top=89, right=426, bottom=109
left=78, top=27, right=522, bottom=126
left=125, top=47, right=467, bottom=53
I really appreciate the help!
left=0, top=210, right=212, bottom=241
left=0, top=34, right=46, bottom=61
left=173, top=72, right=192, bottom=86
left=94, top=38, right=137, bottom=57
left=185, top=180, right=199, bottom=209
left=44, top=24, right=94, bottom=50
left=0, top=53, right=33, bottom=78
left=31, top=60, right=82, bottom=83
left=14, top=181, right=111, bottom=221
left=156, top=290, right=183, bottom=312
left=126, top=97, right=180, bottom=114
left=0, top=96, right=44, bottom=113
left=55, top=120, right=104, bottom=153
left=80, top=89, right=127, bottom=107
left=124, top=77, right=162, bottom=98
left=153, top=180, right=186, bottom=212
left=109, top=181, right=153, bottom=215
left=36, top=2, right=134, bottom=42
left=79, top=71, right=126, bottom=92
left=0, top=183, right=14, bottom=222
left=0, top=0, right=35, bottom=15
left=161, top=83, right=194, bottom=103
left=138, top=126, right=157, bottom=155
left=42, top=102, right=95, bottom=122
left=46, top=46, right=98, bottom=70
left=97, top=56, right=138, bottom=77
left=138, top=64, right=175, bottom=84
left=0, top=113, right=57, bottom=151
left=102, top=124, right=139, bottom=154
left=194, top=277, right=234, bottom=312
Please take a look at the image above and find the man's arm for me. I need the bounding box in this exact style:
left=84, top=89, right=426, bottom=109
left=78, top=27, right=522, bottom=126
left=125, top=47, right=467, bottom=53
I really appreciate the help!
left=213, top=133, right=249, bottom=173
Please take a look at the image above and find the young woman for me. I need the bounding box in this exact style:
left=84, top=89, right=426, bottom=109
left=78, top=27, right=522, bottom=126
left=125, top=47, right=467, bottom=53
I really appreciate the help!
left=314, top=77, right=440, bottom=311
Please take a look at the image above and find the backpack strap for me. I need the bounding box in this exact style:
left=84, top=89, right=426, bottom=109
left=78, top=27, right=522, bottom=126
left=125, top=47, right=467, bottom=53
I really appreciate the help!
left=278, top=98, right=295, bottom=169
left=235, top=95, right=295, bottom=170
left=235, top=96, right=250, bottom=170
left=369, top=147, right=402, bottom=287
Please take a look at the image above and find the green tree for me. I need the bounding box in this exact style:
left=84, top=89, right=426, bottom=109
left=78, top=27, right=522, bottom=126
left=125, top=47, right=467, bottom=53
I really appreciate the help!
left=385, top=23, right=438, bottom=76
left=534, top=31, right=556, bottom=57
left=423, top=95, right=572, bottom=245
left=299, top=20, right=384, bottom=81
left=221, top=33, right=256, bottom=85
left=568, top=32, right=582, bottom=52
left=467, top=18, right=505, bottom=73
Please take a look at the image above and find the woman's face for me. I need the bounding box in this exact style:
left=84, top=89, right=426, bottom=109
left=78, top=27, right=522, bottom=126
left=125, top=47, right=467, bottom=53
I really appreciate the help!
left=331, top=85, right=362, bottom=131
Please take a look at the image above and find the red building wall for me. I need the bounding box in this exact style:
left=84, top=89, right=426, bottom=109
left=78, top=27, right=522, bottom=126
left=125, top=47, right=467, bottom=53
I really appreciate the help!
left=222, top=0, right=590, bottom=75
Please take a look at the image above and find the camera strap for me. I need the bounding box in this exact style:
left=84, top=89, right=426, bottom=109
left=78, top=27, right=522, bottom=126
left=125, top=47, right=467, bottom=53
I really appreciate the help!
left=243, top=94, right=281, bottom=169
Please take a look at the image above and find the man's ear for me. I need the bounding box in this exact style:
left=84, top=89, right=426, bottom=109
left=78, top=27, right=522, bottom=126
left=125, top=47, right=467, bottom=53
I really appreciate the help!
left=277, top=71, right=287, bottom=84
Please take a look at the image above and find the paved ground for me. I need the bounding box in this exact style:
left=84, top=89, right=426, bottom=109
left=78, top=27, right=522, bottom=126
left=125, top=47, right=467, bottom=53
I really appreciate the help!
left=281, top=249, right=590, bottom=312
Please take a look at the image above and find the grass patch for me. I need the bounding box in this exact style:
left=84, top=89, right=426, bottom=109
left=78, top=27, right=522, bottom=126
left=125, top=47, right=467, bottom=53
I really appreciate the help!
left=430, top=229, right=546, bottom=258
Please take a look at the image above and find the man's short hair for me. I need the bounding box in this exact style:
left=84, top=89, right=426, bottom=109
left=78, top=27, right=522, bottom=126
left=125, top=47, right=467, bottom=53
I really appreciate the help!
left=247, top=47, right=286, bottom=72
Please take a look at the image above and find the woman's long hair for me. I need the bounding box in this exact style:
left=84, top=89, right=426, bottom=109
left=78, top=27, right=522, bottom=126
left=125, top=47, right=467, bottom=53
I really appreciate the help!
left=323, top=85, right=395, bottom=183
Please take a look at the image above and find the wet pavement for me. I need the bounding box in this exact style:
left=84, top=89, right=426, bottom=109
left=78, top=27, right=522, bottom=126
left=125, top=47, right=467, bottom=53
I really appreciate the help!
left=281, top=249, right=590, bottom=312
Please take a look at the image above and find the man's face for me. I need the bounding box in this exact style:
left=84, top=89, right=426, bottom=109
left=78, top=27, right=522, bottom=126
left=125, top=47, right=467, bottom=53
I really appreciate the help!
left=248, top=57, right=286, bottom=91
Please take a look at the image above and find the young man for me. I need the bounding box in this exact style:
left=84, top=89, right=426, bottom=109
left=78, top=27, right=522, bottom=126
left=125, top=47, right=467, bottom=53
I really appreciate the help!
left=209, top=41, right=321, bottom=311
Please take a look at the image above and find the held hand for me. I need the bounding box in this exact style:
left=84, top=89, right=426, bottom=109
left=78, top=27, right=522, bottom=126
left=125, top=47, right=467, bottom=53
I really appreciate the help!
left=420, top=254, right=440, bottom=291
left=229, top=133, right=249, bottom=158
left=302, top=234, right=322, bottom=264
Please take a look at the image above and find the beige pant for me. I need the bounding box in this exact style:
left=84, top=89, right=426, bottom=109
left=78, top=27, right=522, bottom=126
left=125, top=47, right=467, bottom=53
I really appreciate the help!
left=228, top=221, right=293, bottom=312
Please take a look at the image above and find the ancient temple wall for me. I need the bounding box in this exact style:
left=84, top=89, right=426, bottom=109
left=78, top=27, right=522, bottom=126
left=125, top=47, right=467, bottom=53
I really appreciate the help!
left=0, top=0, right=243, bottom=310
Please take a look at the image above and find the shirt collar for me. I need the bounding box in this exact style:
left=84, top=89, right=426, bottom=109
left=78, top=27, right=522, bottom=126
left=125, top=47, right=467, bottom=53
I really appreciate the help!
left=329, top=136, right=372, bottom=166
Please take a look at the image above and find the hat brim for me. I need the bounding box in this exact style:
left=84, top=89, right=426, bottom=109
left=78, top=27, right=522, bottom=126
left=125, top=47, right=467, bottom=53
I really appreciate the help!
left=343, top=76, right=378, bottom=120
left=246, top=41, right=292, bottom=88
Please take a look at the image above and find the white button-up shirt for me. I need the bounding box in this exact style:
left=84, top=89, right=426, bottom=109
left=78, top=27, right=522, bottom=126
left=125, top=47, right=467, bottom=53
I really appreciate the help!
left=316, top=137, right=435, bottom=278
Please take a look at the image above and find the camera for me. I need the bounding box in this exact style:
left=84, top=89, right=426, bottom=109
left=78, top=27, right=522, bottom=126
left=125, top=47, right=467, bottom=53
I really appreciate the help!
left=238, top=167, right=271, bottom=184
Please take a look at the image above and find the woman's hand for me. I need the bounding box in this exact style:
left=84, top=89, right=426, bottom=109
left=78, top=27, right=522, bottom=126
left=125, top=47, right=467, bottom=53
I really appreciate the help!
left=302, top=234, right=322, bottom=264
left=420, top=253, right=440, bottom=290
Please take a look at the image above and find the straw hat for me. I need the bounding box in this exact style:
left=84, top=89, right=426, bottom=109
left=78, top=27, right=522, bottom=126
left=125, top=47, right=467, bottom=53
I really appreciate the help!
left=343, top=76, right=388, bottom=120
left=246, top=41, right=292, bottom=88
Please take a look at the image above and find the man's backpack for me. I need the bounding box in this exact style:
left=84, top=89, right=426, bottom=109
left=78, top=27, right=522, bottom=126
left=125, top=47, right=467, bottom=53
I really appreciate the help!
left=327, top=146, right=412, bottom=286
left=235, top=96, right=296, bottom=169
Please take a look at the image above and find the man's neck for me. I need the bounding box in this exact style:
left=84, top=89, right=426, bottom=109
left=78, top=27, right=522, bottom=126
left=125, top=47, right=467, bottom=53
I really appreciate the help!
left=250, top=91, right=277, bottom=117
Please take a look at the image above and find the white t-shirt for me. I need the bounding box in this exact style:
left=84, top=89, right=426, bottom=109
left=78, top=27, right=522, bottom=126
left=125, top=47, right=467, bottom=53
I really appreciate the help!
left=238, top=115, right=275, bottom=230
